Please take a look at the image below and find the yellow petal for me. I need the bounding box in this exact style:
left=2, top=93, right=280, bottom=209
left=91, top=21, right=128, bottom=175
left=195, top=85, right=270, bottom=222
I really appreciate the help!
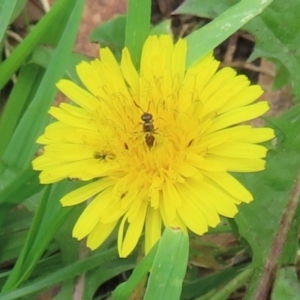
left=61, top=179, right=114, bottom=206
left=208, top=142, right=267, bottom=159
left=56, top=80, right=100, bottom=111
left=207, top=101, right=270, bottom=133
left=145, top=208, right=162, bottom=255
left=87, top=220, right=118, bottom=250
left=118, top=201, right=148, bottom=258
left=203, top=171, right=253, bottom=203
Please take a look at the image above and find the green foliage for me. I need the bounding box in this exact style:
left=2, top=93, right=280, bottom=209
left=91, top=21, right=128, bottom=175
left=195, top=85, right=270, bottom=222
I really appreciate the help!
left=144, top=229, right=189, bottom=300
left=177, top=0, right=300, bottom=99
left=1, top=248, right=135, bottom=300
left=113, top=242, right=159, bottom=299
left=90, top=16, right=171, bottom=61
left=235, top=142, right=300, bottom=298
left=183, top=0, right=273, bottom=67
left=272, top=267, right=300, bottom=299
left=113, top=229, right=189, bottom=300
left=1, top=0, right=300, bottom=299
left=125, top=0, right=151, bottom=67
left=0, top=1, right=18, bottom=42
left=90, top=15, right=127, bottom=59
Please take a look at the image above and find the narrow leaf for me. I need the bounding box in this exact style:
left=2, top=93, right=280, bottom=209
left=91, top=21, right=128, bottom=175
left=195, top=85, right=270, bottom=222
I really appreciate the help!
left=182, top=0, right=273, bottom=67
left=125, top=0, right=151, bottom=67
left=0, top=0, right=17, bottom=42
left=144, top=228, right=189, bottom=300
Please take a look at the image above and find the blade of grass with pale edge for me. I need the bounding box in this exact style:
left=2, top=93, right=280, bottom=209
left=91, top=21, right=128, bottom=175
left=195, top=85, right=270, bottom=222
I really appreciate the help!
left=181, top=0, right=273, bottom=67
left=144, top=228, right=189, bottom=300
left=125, top=0, right=151, bottom=67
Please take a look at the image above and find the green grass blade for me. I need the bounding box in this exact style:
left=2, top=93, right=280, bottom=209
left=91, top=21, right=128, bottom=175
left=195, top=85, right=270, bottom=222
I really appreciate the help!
left=1, top=181, right=79, bottom=292
left=1, top=186, right=51, bottom=291
left=1, top=0, right=84, bottom=171
left=0, top=203, right=12, bottom=228
left=0, top=249, right=135, bottom=300
left=125, top=0, right=151, bottom=67
left=144, top=228, right=189, bottom=300
left=0, top=0, right=18, bottom=42
left=29, top=45, right=89, bottom=84
left=15, top=185, right=75, bottom=288
left=184, top=0, right=273, bottom=67
left=0, top=0, right=75, bottom=90
left=0, top=64, right=41, bottom=157
left=208, top=268, right=253, bottom=300
left=0, top=167, right=42, bottom=204
left=182, top=266, right=246, bottom=299
left=113, top=242, right=159, bottom=299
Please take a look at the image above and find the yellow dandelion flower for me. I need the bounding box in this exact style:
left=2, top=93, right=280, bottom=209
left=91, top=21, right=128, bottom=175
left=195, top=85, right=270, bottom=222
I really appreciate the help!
left=32, top=35, right=274, bottom=258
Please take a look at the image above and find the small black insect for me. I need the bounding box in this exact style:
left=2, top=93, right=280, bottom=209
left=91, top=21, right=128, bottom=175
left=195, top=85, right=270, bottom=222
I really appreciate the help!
left=94, top=150, right=116, bottom=160
left=134, top=101, right=156, bottom=148
left=94, top=151, right=107, bottom=160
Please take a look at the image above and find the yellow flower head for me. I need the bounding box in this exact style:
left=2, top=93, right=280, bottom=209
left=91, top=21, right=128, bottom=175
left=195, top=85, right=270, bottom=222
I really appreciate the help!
left=33, top=35, right=274, bottom=257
